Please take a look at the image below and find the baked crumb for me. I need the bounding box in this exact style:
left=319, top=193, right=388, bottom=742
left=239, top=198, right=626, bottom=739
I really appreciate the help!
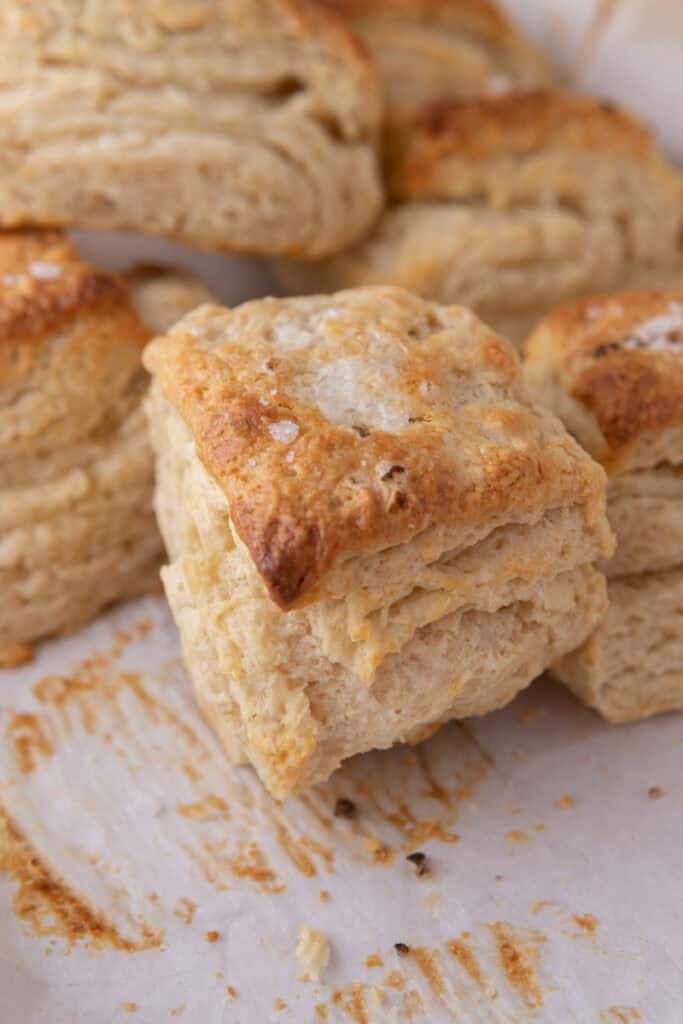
left=296, top=926, right=330, bottom=981
left=406, top=851, right=428, bottom=877
left=333, top=798, right=357, bottom=819
left=205, top=930, right=220, bottom=943
left=648, top=786, right=664, bottom=800
left=394, top=942, right=410, bottom=957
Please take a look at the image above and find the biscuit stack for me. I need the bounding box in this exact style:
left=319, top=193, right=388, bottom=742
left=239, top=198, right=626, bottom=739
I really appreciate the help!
left=525, top=290, right=683, bottom=722
left=144, top=287, right=612, bottom=797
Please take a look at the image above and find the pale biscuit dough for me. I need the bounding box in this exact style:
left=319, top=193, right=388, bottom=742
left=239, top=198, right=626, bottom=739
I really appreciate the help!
left=317, top=0, right=552, bottom=111
left=0, top=0, right=383, bottom=259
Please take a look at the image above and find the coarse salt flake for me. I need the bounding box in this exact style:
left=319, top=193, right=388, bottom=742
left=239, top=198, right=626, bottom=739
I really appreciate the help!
left=29, top=261, right=62, bottom=280
left=622, top=303, right=683, bottom=353
left=269, top=420, right=299, bottom=443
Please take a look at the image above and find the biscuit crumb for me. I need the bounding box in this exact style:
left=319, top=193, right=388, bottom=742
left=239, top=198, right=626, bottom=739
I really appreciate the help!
left=394, top=942, right=410, bottom=957
left=226, top=986, right=237, bottom=999
left=334, top=797, right=357, bottom=819
left=556, top=795, right=575, bottom=810
left=319, top=890, right=330, bottom=903
left=648, top=786, right=664, bottom=800
left=205, top=931, right=219, bottom=943
left=296, top=926, right=330, bottom=981
left=406, top=851, right=428, bottom=877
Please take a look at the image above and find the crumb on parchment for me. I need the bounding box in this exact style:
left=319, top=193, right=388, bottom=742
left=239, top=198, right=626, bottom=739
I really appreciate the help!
left=296, top=926, right=331, bottom=981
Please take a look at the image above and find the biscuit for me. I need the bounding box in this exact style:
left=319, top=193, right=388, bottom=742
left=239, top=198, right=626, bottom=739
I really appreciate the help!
left=525, top=290, right=683, bottom=721
left=0, top=231, right=163, bottom=665
left=0, top=0, right=383, bottom=259
left=524, top=290, right=683, bottom=573
left=316, top=0, right=551, bottom=110
left=554, top=567, right=683, bottom=724
left=277, top=92, right=683, bottom=345
left=125, top=264, right=218, bottom=336
left=144, top=286, right=612, bottom=797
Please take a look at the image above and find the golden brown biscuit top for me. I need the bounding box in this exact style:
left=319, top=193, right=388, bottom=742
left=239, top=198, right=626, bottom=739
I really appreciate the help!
left=0, top=231, right=130, bottom=347
left=145, top=286, right=606, bottom=608
left=0, top=229, right=149, bottom=404
left=386, top=90, right=659, bottom=197
left=524, top=290, right=683, bottom=470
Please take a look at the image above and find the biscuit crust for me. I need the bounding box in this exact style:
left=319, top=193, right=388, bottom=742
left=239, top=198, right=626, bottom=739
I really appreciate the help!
left=524, top=290, right=683, bottom=473
left=317, top=0, right=551, bottom=109
left=144, top=287, right=609, bottom=608
left=0, top=0, right=382, bottom=258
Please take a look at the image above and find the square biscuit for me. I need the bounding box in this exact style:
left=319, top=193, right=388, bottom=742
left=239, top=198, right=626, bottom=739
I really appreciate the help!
left=277, top=91, right=683, bottom=347
left=554, top=567, right=683, bottom=724
left=0, top=233, right=214, bottom=665
left=525, top=289, right=683, bottom=576
left=144, top=286, right=612, bottom=797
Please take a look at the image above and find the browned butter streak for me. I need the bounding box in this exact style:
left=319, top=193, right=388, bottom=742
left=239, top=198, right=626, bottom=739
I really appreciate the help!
left=332, top=984, right=371, bottom=1024
left=5, top=713, right=54, bottom=774
left=0, top=811, right=162, bottom=951
left=412, top=947, right=448, bottom=1002
left=176, top=795, right=230, bottom=821
left=600, top=1009, right=641, bottom=1023
left=447, top=932, right=490, bottom=993
left=489, top=922, right=545, bottom=1009
left=572, top=913, right=599, bottom=936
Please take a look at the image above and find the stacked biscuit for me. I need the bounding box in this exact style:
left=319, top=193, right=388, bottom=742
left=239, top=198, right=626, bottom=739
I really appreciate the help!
left=144, top=286, right=613, bottom=796
left=525, top=290, right=683, bottom=722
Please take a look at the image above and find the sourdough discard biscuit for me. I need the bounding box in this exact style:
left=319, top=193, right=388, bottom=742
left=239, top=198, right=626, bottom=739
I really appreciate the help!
left=278, top=92, right=683, bottom=345
left=316, top=0, right=552, bottom=110
left=0, top=0, right=382, bottom=259
left=525, top=290, right=683, bottom=722
left=125, top=265, right=218, bottom=336
left=0, top=231, right=164, bottom=666
left=525, top=289, right=683, bottom=574
left=144, top=286, right=612, bottom=797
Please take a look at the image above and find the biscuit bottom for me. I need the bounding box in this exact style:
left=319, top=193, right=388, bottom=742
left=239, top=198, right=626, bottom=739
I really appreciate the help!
left=553, top=566, right=683, bottom=723
left=0, top=406, right=162, bottom=663
left=163, top=552, right=606, bottom=799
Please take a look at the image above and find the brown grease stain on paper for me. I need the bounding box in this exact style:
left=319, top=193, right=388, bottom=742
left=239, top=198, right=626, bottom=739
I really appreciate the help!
left=0, top=813, right=162, bottom=951
left=5, top=713, right=54, bottom=774
left=490, top=922, right=546, bottom=1009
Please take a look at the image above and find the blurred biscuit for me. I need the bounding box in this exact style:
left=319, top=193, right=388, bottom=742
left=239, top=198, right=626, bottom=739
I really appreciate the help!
left=0, top=0, right=383, bottom=259
left=0, top=231, right=163, bottom=664
left=277, top=92, right=683, bottom=345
